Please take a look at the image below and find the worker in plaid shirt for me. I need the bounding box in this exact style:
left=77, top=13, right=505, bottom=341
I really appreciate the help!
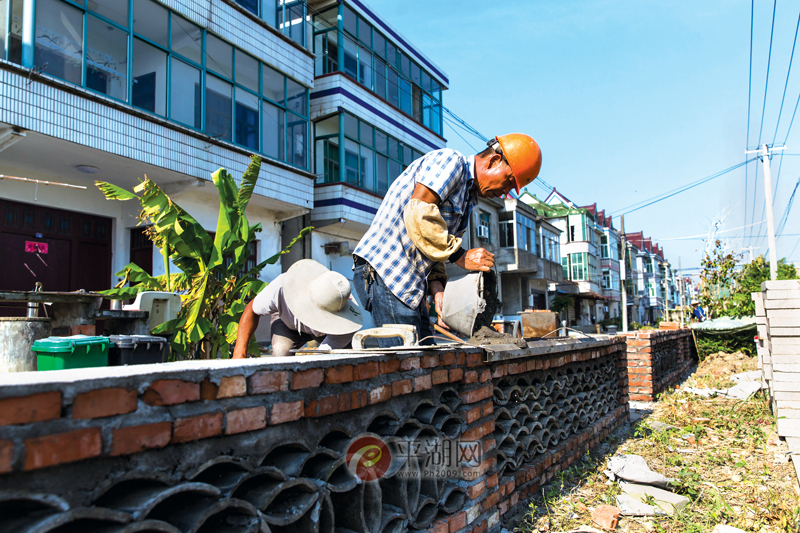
left=352, top=134, right=542, bottom=347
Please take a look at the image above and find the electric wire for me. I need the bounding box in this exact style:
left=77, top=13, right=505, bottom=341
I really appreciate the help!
left=612, top=159, right=755, bottom=217
left=777, top=176, right=800, bottom=235
left=744, top=0, right=755, bottom=232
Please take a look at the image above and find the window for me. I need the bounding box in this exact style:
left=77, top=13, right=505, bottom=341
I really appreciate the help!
left=12, top=0, right=310, bottom=169
left=516, top=213, right=536, bottom=253
left=541, top=228, right=560, bottom=262
left=478, top=211, right=491, bottom=242
left=499, top=221, right=514, bottom=248
left=312, top=4, right=444, bottom=135
left=570, top=253, right=587, bottom=281
left=315, top=112, right=421, bottom=195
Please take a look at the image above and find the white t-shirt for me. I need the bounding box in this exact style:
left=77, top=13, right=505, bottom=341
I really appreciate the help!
left=251, top=274, right=353, bottom=350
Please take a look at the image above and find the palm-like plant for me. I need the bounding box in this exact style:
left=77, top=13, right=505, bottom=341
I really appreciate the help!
left=96, top=155, right=311, bottom=359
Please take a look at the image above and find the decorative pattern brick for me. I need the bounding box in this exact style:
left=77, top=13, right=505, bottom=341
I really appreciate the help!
left=72, top=388, right=136, bottom=419
left=0, top=391, right=61, bottom=426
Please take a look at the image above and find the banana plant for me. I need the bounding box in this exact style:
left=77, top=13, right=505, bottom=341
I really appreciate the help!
left=96, top=155, right=312, bottom=359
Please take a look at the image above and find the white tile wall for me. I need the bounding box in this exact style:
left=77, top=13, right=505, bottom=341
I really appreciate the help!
left=0, top=67, right=314, bottom=210
left=311, top=183, right=383, bottom=227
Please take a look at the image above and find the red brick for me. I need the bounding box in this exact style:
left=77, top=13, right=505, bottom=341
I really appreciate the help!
left=481, top=490, right=499, bottom=512
left=355, top=361, right=380, bottom=380
left=143, top=379, right=200, bottom=406
left=460, top=385, right=492, bottom=404
left=338, top=390, right=367, bottom=412
left=392, top=379, right=413, bottom=396
left=457, top=352, right=466, bottom=366
left=467, top=352, right=482, bottom=367
left=464, top=371, right=479, bottom=384
left=0, top=391, right=61, bottom=426
left=292, top=368, right=324, bottom=390
left=218, top=376, right=246, bottom=398
left=110, top=422, right=171, bottom=456
left=369, top=385, right=392, bottom=404
left=400, top=357, right=420, bottom=371
left=249, top=371, right=290, bottom=394
left=271, top=401, right=304, bottom=424
left=0, top=440, right=13, bottom=473
left=449, top=368, right=464, bottom=382
left=414, top=374, right=433, bottom=392
left=486, top=473, right=499, bottom=488
left=472, top=519, right=487, bottom=533
left=592, top=505, right=620, bottom=530
left=428, top=519, right=449, bottom=533
left=305, top=395, right=338, bottom=417
left=492, top=364, right=507, bottom=378
left=479, top=370, right=492, bottom=383
left=508, top=362, right=519, bottom=374
left=467, top=479, right=486, bottom=499
left=448, top=511, right=467, bottom=532
left=462, top=420, right=493, bottom=440
left=226, top=407, right=267, bottom=434
left=172, top=412, right=223, bottom=443
left=324, top=365, right=354, bottom=384
left=462, top=405, right=482, bottom=424
left=440, top=352, right=456, bottom=366
left=25, top=428, right=101, bottom=470
left=380, top=359, right=401, bottom=374
left=72, top=388, right=136, bottom=419
left=432, top=369, right=449, bottom=384
left=422, top=354, right=439, bottom=368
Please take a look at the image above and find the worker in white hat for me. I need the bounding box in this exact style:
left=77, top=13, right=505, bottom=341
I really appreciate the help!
left=232, top=259, right=363, bottom=357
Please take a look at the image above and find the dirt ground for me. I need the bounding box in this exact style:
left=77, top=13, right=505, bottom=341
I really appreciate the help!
left=514, top=352, right=800, bottom=533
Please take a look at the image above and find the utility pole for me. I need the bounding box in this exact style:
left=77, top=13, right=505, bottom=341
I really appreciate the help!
left=679, top=257, right=684, bottom=328
left=619, top=215, right=628, bottom=333
left=745, top=144, right=784, bottom=280
left=742, top=245, right=760, bottom=264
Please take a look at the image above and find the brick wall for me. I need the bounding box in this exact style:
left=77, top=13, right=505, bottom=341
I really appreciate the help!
left=0, top=338, right=628, bottom=533
left=618, top=327, right=695, bottom=401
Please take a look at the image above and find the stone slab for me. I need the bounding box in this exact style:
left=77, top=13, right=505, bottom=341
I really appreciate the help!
left=618, top=481, right=690, bottom=516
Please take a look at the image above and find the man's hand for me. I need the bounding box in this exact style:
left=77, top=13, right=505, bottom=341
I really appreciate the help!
left=455, top=248, right=495, bottom=272
left=429, top=280, right=448, bottom=329
left=232, top=300, right=259, bottom=359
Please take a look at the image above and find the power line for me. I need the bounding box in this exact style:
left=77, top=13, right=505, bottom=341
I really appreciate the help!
left=611, top=159, right=755, bottom=217
left=656, top=220, right=766, bottom=241
left=772, top=8, right=800, bottom=145
left=744, top=0, right=755, bottom=237
left=777, top=176, right=800, bottom=235
left=757, top=0, right=778, bottom=146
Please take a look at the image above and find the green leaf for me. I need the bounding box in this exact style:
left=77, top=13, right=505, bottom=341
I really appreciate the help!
left=99, top=287, right=148, bottom=299
left=236, top=155, right=261, bottom=214
left=151, top=316, right=185, bottom=335
left=95, top=181, right=139, bottom=201
left=182, top=271, right=210, bottom=337
left=263, top=226, right=314, bottom=265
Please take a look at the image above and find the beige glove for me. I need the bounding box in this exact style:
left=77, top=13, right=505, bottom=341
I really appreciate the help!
left=404, top=199, right=462, bottom=262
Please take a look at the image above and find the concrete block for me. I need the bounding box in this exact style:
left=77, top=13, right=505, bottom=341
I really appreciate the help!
left=763, top=280, right=800, bottom=291
left=618, top=482, right=690, bottom=516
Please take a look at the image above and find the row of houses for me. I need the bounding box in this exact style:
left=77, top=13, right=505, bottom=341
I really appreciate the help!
left=0, top=0, right=691, bottom=331
left=462, top=188, right=693, bottom=329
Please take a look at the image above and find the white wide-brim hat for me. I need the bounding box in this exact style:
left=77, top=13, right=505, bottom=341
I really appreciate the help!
left=284, top=259, right=364, bottom=335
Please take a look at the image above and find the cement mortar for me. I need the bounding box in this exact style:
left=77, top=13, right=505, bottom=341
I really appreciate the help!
left=467, top=326, right=527, bottom=348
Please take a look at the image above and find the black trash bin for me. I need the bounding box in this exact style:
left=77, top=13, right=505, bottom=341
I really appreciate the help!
left=108, top=335, right=169, bottom=366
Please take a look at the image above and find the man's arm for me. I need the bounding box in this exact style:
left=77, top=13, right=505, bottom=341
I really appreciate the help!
left=408, top=183, right=495, bottom=271
left=232, top=300, right=260, bottom=359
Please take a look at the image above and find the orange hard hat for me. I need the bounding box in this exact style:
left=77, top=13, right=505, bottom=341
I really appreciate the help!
left=495, top=133, right=542, bottom=193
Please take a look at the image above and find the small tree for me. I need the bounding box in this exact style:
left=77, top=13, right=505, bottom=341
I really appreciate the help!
left=699, top=239, right=741, bottom=318
left=96, top=155, right=311, bottom=359
left=722, top=255, right=798, bottom=317
left=550, top=294, right=574, bottom=321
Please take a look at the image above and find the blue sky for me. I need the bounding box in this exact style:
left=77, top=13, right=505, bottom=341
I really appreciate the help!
left=366, top=0, right=800, bottom=273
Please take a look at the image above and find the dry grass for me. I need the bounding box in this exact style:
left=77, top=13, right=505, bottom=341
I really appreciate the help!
left=516, top=353, right=800, bottom=533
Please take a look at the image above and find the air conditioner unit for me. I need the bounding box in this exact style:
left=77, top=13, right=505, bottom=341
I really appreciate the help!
left=477, top=225, right=490, bottom=239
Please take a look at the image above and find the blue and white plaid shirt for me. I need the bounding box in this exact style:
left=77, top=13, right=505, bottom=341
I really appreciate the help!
left=354, top=148, right=477, bottom=309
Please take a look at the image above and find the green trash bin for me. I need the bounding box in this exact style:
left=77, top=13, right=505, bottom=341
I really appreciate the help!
left=31, top=335, right=111, bottom=371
